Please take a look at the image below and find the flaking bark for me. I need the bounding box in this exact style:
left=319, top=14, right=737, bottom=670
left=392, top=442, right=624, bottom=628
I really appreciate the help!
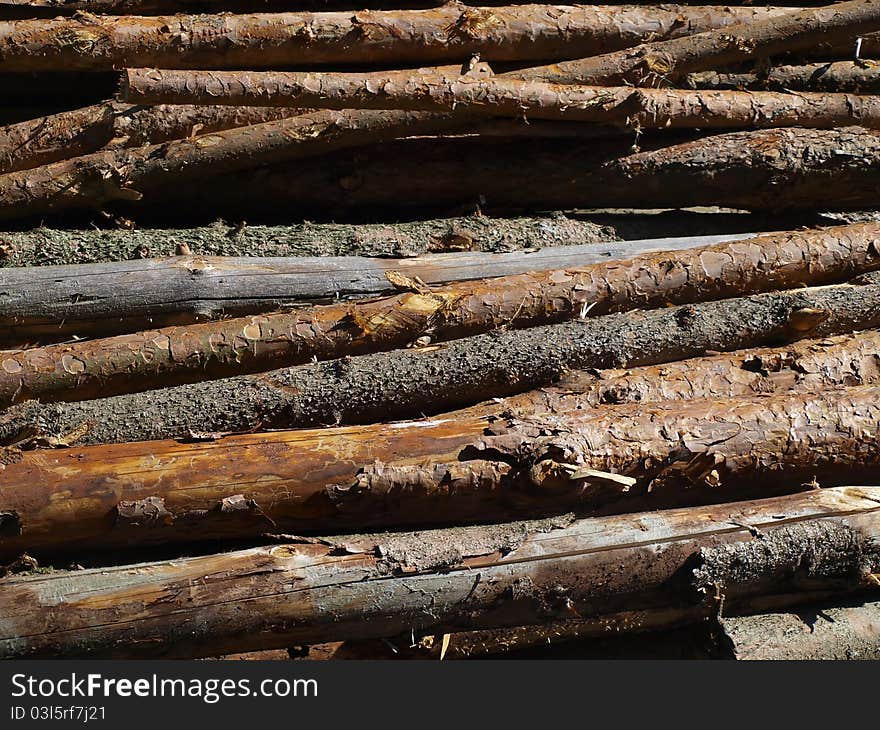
left=2, top=223, right=877, bottom=404
left=687, top=61, right=880, bottom=93
left=0, top=5, right=794, bottom=72
left=183, top=128, right=880, bottom=219
left=123, top=68, right=880, bottom=132
left=1, top=488, right=878, bottom=657
left=516, top=0, right=880, bottom=86
left=0, top=102, right=304, bottom=175
left=4, top=274, right=880, bottom=446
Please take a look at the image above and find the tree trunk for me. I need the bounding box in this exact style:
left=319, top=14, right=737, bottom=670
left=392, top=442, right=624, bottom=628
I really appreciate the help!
left=0, top=109, right=460, bottom=222
left=175, top=128, right=880, bottom=220
left=0, top=231, right=756, bottom=345
left=1, top=223, right=875, bottom=404
left=0, top=6, right=795, bottom=72
left=0, top=102, right=305, bottom=175
left=1, top=487, right=878, bottom=658
left=687, top=61, right=880, bottom=93
left=122, top=68, right=880, bottom=133
left=516, top=0, right=880, bottom=86
left=717, top=600, right=880, bottom=659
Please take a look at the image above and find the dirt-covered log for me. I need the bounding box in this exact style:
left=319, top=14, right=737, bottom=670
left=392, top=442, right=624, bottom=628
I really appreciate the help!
left=184, top=128, right=880, bottom=219
left=2, top=488, right=879, bottom=658
left=0, top=102, right=305, bottom=175
left=1, top=224, right=875, bottom=404
left=0, top=108, right=460, bottom=221
left=518, top=0, right=880, bottom=86
left=717, top=600, right=880, bottom=659
left=4, top=273, right=880, bottom=448
left=0, top=5, right=794, bottom=72
left=123, top=68, right=880, bottom=132
left=0, top=232, right=760, bottom=345
left=687, top=61, right=880, bottom=93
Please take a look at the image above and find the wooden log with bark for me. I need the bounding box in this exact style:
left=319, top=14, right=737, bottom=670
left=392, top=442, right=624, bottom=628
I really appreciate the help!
left=181, top=128, right=880, bottom=219
left=5, top=273, right=880, bottom=445
left=0, top=103, right=305, bottom=175
left=0, top=5, right=795, bottom=72
left=687, top=61, right=880, bottom=93
left=0, top=223, right=874, bottom=404
left=121, top=68, right=880, bottom=133
left=517, top=0, right=880, bottom=86
left=1, top=488, right=878, bottom=658
left=0, top=231, right=757, bottom=344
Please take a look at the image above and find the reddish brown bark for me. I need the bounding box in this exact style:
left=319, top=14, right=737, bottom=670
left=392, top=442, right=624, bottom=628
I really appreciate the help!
left=122, top=67, right=880, bottom=132
left=0, top=487, right=877, bottom=657
left=517, top=0, right=880, bottom=86
left=0, top=5, right=793, bottom=72
left=688, top=61, right=880, bottom=93
left=0, top=102, right=305, bottom=175
left=1, top=223, right=877, bottom=405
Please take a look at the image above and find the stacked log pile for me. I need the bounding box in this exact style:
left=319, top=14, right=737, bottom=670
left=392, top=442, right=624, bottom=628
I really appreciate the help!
left=2, top=0, right=880, bottom=661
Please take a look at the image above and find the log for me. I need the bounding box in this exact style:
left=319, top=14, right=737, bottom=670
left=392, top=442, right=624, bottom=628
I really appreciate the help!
left=121, top=68, right=880, bottom=133
left=1, top=223, right=875, bottom=404
left=0, top=108, right=462, bottom=222
left=517, top=0, right=880, bottom=86
left=0, top=215, right=618, bottom=267
left=0, top=102, right=307, bottom=175
left=0, top=231, right=756, bottom=344
left=687, top=61, right=880, bottom=93
left=1, top=487, right=878, bottom=658
left=717, top=600, right=880, bottom=659
left=5, top=274, right=880, bottom=445
left=176, top=128, right=880, bottom=219
left=0, top=6, right=796, bottom=72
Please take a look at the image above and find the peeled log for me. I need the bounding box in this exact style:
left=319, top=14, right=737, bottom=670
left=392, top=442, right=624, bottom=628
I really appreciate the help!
left=717, top=600, right=880, bottom=659
left=2, top=488, right=879, bottom=658
left=0, top=102, right=304, bottom=175
left=123, top=68, right=880, bottom=133
left=518, top=0, right=880, bottom=86
left=1, top=223, right=877, bottom=404
left=182, top=128, right=880, bottom=219
left=0, top=109, right=454, bottom=222
left=0, top=6, right=795, bottom=72
left=0, top=232, right=756, bottom=345
left=5, top=274, right=880, bottom=445
left=687, top=61, right=880, bottom=93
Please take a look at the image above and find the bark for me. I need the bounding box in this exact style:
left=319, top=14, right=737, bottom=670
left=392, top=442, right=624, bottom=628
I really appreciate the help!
left=516, top=0, right=880, bottom=86
left=688, top=61, right=880, bottom=93
left=717, top=600, right=880, bottom=659
left=1, top=488, right=878, bottom=658
left=0, top=215, right=617, bottom=268
left=3, top=273, right=880, bottom=447
left=180, top=128, right=880, bottom=219
left=1, top=223, right=876, bottom=404
left=0, top=6, right=794, bottom=72
left=122, top=68, right=880, bottom=132
left=0, top=102, right=307, bottom=175
left=0, top=232, right=753, bottom=345
left=0, top=108, right=455, bottom=221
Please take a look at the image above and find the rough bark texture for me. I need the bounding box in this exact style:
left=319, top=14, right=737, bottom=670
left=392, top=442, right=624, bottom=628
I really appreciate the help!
left=717, top=600, right=880, bottom=659
left=0, top=101, right=304, bottom=175
left=0, top=108, right=455, bottom=221
left=0, top=232, right=753, bottom=345
left=4, top=274, right=880, bottom=444
left=181, top=128, right=880, bottom=219
left=0, top=5, right=794, bottom=72
left=1, top=488, right=878, bottom=657
left=123, top=68, right=880, bottom=132
left=0, top=216, right=616, bottom=268
left=1, top=223, right=875, bottom=404
left=687, top=61, right=880, bottom=93
left=518, top=0, right=880, bottom=86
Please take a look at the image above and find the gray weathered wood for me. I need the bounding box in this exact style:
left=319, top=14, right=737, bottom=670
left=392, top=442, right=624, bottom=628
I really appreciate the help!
left=0, top=231, right=758, bottom=343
